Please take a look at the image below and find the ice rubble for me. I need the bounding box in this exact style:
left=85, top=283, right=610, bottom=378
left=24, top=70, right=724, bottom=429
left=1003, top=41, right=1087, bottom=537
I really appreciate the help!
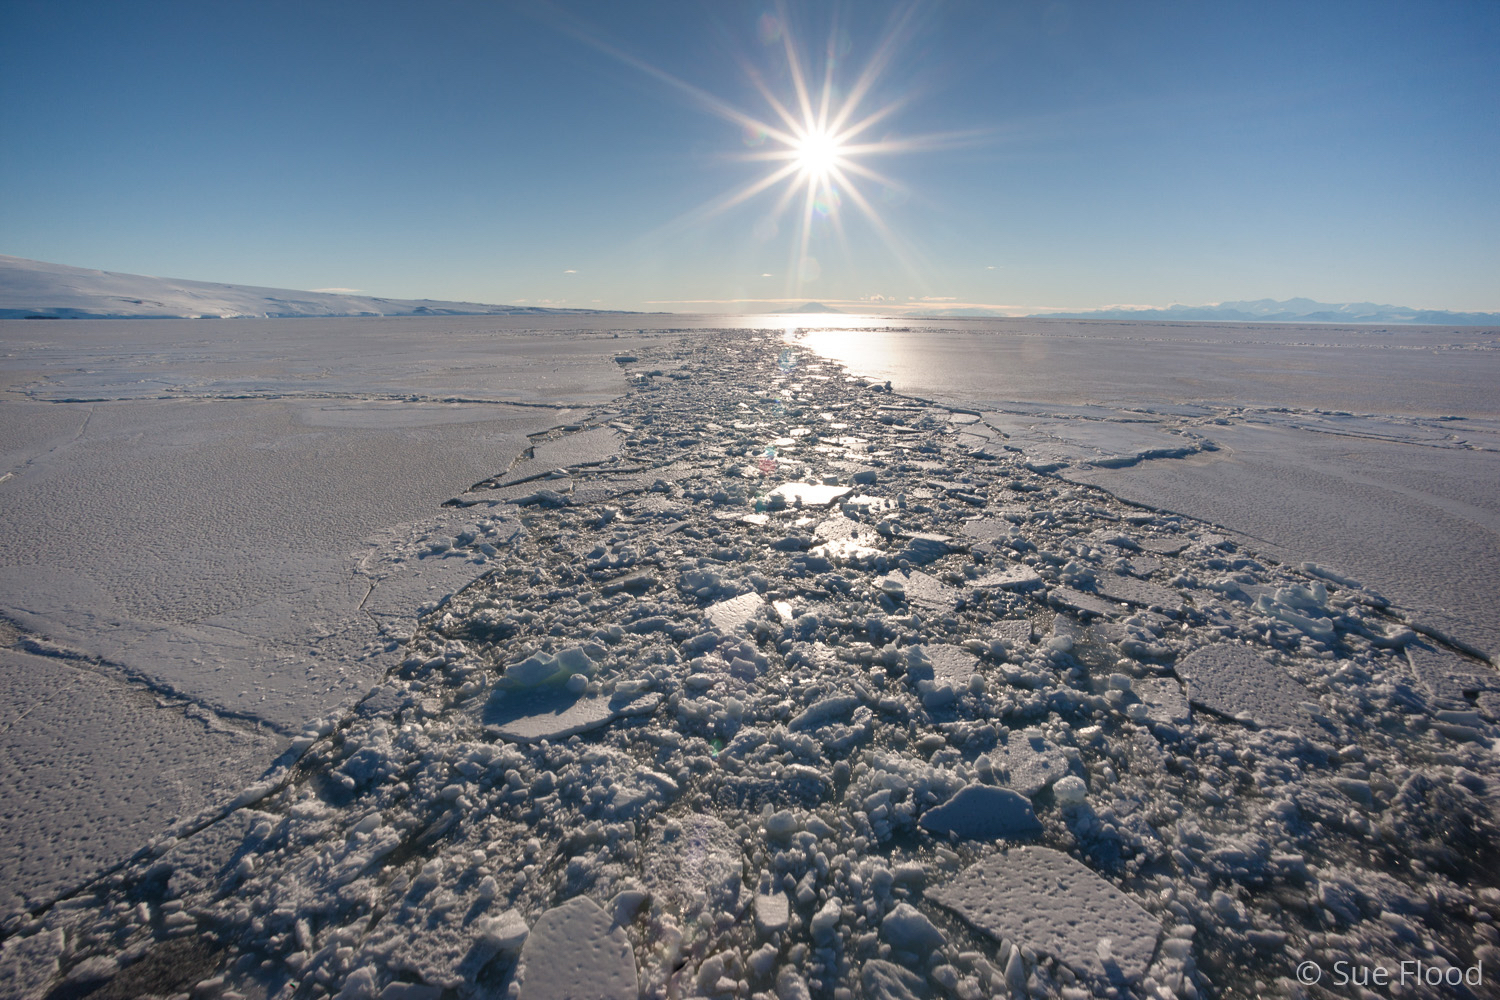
left=6, top=331, right=1499, bottom=1000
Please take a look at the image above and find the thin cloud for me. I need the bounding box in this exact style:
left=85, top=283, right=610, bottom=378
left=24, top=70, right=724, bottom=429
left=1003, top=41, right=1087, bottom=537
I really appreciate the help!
left=564, top=269, right=578, bottom=274
left=311, top=287, right=363, bottom=294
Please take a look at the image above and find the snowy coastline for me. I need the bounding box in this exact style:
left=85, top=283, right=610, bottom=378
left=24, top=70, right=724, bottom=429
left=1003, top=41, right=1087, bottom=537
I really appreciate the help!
left=3, top=331, right=1497, bottom=1000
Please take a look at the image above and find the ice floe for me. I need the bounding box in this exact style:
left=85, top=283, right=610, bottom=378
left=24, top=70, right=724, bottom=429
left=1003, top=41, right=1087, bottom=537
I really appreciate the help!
left=517, top=896, right=636, bottom=1000
left=919, top=785, right=1042, bottom=839
left=1175, top=643, right=1314, bottom=731
left=931, top=847, right=1161, bottom=984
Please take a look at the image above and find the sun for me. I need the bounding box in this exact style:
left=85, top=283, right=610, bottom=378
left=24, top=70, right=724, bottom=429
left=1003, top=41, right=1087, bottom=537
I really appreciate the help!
left=565, top=7, right=979, bottom=295
left=793, top=127, right=841, bottom=179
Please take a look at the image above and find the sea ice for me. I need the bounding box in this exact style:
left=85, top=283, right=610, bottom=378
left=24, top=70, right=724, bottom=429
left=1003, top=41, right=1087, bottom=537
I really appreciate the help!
left=0, top=649, right=276, bottom=909
left=643, top=816, right=743, bottom=924
left=1405, top=640, right=1498, bottom=707
left=970, top=565, right=1043, bottom=591
left=1095, top=573, right=1181, bottom=611
left=919, top=785, right=1042, bottom=839
left=482, top=687, right=660, bottom=743
left=706, top=592, right=766, bottom=633
left=517, top=896, right=636, bottom=1000
left=931, top=847, right=1161, bottom=984
left=1175, top=644, right=1312, bottom=732
left=767, top=482, right=852, bottom=508
left=983, top=727, right=1069, bottom=796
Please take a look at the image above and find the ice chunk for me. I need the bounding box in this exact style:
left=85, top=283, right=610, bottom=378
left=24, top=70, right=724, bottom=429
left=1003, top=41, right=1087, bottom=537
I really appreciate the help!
left=767, top=482, right=852, bottom=508
left=484, top=688, right=660, bottom=743
left=971, top=564, right=1043, bottom=591
left=517, top=896, right=636, bottom=1000
left=919, top=785, right=1041, bottom=839
left=991, top=619, right=1033, bottom=646
left=1139, top=537, right=1188, bottom=556
left=1251, top=592, right=1336, bottom=638
left=860, top=960, right=926, bottom=1000
left=879, top=570, right=958, bottom=610
left=500, top=646, right=598, bottom=689
left=1049, top=587, right=1118, bottom=616
left=881, top=902, right=946, bottom=953
left=764, top=810, right=799, bottom=839
left=959, top=518, right=1014, bottom=542
left=778, top=968, right=815, bottom=1000
left=706, top=592, right=765, bottom=634
left=1096, top=574, right=1181, bottom=611
left=1175, top=644, right=1311, bottom=732
left=754, top=880, right=791, bottom=934
left=986, top=728, right=1068, bottom=796
left=910, top=645, right=978, bottom=686
left=811, top=897, right=842, bottom=936
left=474, top=909, right=529, bottom=952
left=1135, top=677, right=1192, bottom=726
left=0, top=928, right=65, bottom=1000
left=896, top=533, right=953, bottom=565
left=643, top=816, right=743, bottom=923
left=931, top=847, right=1160, bottom=984
left=842, top=494, right=897, bottom=517
left=1053, top=775, right=1088, bottom=806
left=789, top=694, right=860, bottom=730
left=907, top=644, right=978, bottom=707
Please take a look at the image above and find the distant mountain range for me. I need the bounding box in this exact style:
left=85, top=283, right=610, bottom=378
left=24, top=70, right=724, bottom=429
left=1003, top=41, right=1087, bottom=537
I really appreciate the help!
left=0, top=255, right=630, bottom=319
left=1027, top=297, right=1499, bottom=326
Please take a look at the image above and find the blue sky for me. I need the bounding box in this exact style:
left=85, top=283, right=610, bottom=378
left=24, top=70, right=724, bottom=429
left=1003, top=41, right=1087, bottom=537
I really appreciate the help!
left=2, top=0, right=1496, bottom=314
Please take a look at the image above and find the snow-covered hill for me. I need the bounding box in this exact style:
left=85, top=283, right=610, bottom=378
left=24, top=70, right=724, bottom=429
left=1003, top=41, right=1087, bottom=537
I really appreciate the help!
left=0, top=255, right=623, bottom=319
left=1030, top=297, right=1500, bottom=325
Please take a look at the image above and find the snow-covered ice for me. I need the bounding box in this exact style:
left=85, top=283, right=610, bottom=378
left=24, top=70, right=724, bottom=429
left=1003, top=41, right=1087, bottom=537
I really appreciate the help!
left=931, top=846, right=1161, bottom=984
left=1175, top=644, right=1313, bottom=732
left=1, top=324, right=1497, bottom=1000
left=517, top=896, right=636, bottom=1000
left=918, top=785, right=1042, bottom=839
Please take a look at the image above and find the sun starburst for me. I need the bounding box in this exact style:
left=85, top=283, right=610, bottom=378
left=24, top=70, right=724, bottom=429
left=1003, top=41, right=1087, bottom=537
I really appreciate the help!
left=548, top=4, right=984, bottom=301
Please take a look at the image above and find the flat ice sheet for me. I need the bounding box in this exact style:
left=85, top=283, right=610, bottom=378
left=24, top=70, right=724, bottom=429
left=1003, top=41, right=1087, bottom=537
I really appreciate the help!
left=0, top=315, right=666, bottom=906
left=0, top=649, right=276, bottom=909
left=1176, top=644, right=1313, bottom=733
left=0, top=396, right=557, bottom=728
left=797, top=321, right=1500, bottom=660
left=932, top=846, right=1160, bottom=984
left=1070, top=423, right=1500, bottom=658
